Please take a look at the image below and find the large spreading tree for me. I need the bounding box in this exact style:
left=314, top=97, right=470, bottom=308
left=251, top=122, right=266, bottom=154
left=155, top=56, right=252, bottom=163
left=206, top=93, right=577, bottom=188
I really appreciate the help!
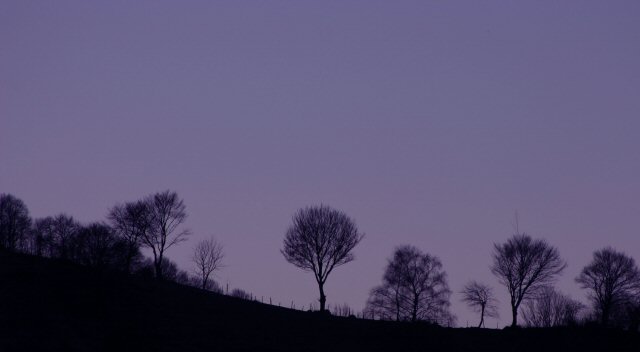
left=576, top=247, right=640, bottom=326
left=281, top=205, right=364, bottom=312
left=491, top=234, right=566, bottom=327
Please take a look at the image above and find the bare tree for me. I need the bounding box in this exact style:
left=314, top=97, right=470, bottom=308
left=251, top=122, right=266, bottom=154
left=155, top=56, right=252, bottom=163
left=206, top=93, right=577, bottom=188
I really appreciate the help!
left=576, top=247, right=640, bottom=326
left=0, top=193, right=31, bottom=252
left=231, top=288, right=252, bottom=300
left=491, top=234, right=566, bottom=327
left=192, top=237, right=224, bottom=290
left=140, top=190, right=190, bottom=280
left=76, top=222, right=115, bottom=269
left=74, top=222, right=136, bottom=271
left=28, top=217, right=55, bottom=257
left=365, top=245, right=453, bottom=324
left=47, top=214, right=81, bottom=260
left=365, top=279, right=406, bottom=321
left=108, top=201, right=150, bottom=272
left=281, top=205, right=364, bottom=312
left=522, top=286, right=584, bottom=327
left=461, top=281, right=498, bottom=328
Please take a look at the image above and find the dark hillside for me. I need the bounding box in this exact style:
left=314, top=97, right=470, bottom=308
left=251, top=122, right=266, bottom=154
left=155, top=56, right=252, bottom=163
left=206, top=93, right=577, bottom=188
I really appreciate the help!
left=0, top=251, right=638, bottom=352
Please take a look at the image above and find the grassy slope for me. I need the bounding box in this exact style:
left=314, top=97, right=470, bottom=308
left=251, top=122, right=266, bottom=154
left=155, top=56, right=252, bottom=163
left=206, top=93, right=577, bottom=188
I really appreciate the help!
left=0, top=251, right=638, bottom=352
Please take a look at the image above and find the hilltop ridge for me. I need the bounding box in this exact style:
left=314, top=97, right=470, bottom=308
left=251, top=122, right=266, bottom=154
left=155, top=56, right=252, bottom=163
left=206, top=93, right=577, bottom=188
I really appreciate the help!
left=0, top=251, right=638, bottom=352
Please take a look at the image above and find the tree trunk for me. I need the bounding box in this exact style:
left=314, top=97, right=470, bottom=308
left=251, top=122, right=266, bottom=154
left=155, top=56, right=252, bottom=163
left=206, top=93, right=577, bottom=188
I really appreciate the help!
left=125, top=244, right=136, bottom=274
left=511, top=305, right=518, bottom=327
left=479, top=304, right=485, bottom=328
left=155, top=253, right=164, bottom=280
left=602, top=305, right=610, bottom=327
left=318, top=282, right=326, bottom=312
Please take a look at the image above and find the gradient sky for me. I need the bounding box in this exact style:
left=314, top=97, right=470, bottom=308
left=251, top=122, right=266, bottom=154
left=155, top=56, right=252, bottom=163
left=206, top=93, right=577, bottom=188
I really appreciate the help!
left=2, top=1, right=639, bottom=327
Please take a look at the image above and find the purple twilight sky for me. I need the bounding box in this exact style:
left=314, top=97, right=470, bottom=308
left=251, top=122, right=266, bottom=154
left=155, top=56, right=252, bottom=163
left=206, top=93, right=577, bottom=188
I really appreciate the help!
left=2, top=1, right=639, bottom=327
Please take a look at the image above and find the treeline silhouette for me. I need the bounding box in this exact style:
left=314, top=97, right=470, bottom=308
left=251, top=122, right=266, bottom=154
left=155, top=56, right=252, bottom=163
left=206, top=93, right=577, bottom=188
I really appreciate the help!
left=1, top=192, right=639, bottom=331
left=0, top=191, right=226, bottom=293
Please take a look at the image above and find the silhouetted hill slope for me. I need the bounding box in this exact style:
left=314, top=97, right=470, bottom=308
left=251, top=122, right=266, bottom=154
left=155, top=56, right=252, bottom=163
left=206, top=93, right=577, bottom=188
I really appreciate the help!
left=1, top=251, right=639, bottom=352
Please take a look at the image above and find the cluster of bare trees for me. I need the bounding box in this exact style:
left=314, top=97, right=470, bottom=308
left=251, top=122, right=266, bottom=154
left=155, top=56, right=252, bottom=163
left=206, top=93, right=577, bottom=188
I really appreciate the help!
left=3, top=192, right=640, bottom=329
left=4, top=204, right=141, bottom=273
left=108, top=190, right=192, bottom=279
left=281, top=206, right=640, bottom=330
left=280, top=205, right=455, bottom=325
left=0, top=194, right=31, bottom=251
left=487, top=228, right=640, bottom=329
left=0, top=192, right=225, bottom=291
left=363, top=245, right=454, bottom=324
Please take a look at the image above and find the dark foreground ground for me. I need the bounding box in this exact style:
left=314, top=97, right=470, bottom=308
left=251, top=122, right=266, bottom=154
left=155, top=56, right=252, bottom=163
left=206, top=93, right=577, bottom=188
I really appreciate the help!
left=0, top=251, right=638, bottom=352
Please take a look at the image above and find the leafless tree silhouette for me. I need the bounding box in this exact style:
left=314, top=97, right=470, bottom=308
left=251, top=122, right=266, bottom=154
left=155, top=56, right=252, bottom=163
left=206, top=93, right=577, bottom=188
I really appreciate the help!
left=461, top=281, right=498, bottom=328
left=521, top=286, right=584, bottom=327
left=231, top=288, right=252, bottom=300
left=28, top=217, right=55, bottom=257
left=576, top=247, right=640, bottom=326
left=46, top=214, right=82, bottom=260
left=491, top=233, right=566, bottom=327
left=140, top=190, right=190, bottom=280
left=365, top=245, right=453, bottom=324
left=108, top=201, right=150, bottom=272
left=192, top=237, right=224, bottom=290
left=74, top=222, right=143, bottom=272
left=75, top=222, right=119, bottom=270
left=365, top=281, right=405, bottom=321
left=281, top=205, right=364, bottom=312
left=0, top=193, right=31, bottom=251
